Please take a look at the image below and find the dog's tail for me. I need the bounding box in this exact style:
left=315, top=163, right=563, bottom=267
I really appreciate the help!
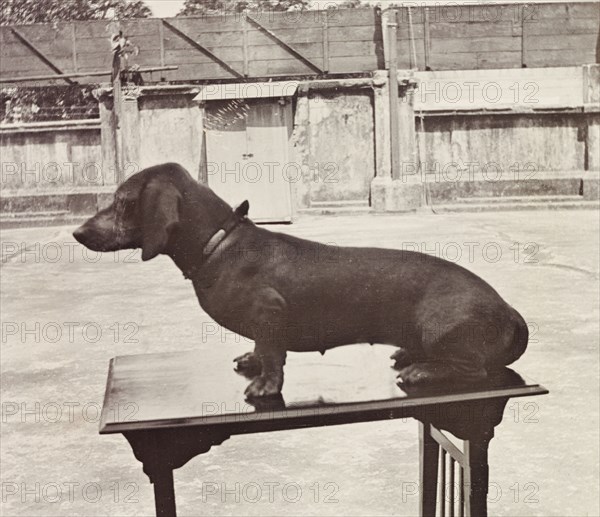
left=503, top=308, right=529, bottom=366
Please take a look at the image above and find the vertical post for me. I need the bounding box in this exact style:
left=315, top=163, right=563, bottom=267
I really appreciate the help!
left=419, top=421, right=439, bottom=517
left=449, top=457, right=455, bottom=515
left=397, top=79, right=417, bottom=173
left=111, top=34, right=142, bottom=183
left=71, top=23, right=78, bottom=72
left=373, top=72, right=391, bottom=181
left=291, top=88, right=312, bottom=208
left=423, top=7, right=431, bottom=70
left=112, top=51, right=124, bottom=183
left=322, top=17, right=330, bottom=73
left=459, top=465, right=465, bottom=517
left=463, top=435, right=491, bottom=517
left=370, top=72, right=392, bottom=211
left=242, top=13, right=249, bottom=77
left=119, top=92, right=141, bottom=175
left=159, top=19, right=166, bottom=68
left=520, top=5, right=526, bottom=68
left=388, top=12, right=400, bottom=181
left=151, top=468, right=177, bottom=517
left=98, top=94, right=118, bottom=185
left=583, top=64, right=600, bottom=106
left=583, top=64, right=599, bottom=200
left=439, top=449, right=446, bottom=517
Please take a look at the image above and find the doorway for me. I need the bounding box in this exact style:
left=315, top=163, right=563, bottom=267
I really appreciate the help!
left=204, top=98, right=294, bottom=223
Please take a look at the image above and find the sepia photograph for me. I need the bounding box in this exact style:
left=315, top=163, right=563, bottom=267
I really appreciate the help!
left=0, top=0, right=598, bottom=516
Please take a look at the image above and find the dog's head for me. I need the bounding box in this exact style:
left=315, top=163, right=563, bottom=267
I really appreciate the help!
left=73, top=163, right=191, bottom=261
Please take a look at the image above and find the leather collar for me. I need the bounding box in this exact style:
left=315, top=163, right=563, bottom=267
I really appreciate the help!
left=182, top=200, right=249, bottom=280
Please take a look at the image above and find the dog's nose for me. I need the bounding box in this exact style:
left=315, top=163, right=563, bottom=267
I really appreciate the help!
left=72, top=226, right=87, bottom=245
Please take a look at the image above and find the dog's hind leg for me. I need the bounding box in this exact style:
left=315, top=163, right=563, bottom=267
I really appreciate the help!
left=397, top=360, right=486, bottom=386
left=397, top=321, right=487, bottom=386
left=389, top=322, right=426, bottom=370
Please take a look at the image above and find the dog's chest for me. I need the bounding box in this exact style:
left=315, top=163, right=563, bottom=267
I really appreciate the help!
left=192, top=279, right=257, bottom=335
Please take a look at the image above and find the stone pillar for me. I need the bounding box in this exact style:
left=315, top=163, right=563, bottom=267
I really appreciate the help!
left=392, top=75, right=422, bottom=211
left=118, top=85, right=142, bottom=180
left=371, top=71, right=421, bottom=212
left=371, top=70, right=393, bottom=211
left=95, top=85, right=141, bottom=184
left=290, top=90, right=311, bottom=209
left=583, top=64, right=599, bottom=201
left=583, top=64, right=599, bottom=107
left=97, top=94, right=118, bottom=186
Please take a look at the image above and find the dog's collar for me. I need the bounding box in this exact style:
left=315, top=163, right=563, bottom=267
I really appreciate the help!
left=182, top=200, right=249, bottom=280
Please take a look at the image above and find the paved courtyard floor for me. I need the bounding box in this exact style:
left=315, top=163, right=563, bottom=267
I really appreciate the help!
left=1, top=209, right=599, bottom=516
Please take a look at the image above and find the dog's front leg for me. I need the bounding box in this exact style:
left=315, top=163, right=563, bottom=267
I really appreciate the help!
left=244, top=342, right=287, bottom=398
left=234, top=351, right=262, bottom=377
left=242, top=288, right=288, bottom=398
left=239, top=287, right=287, bottom=398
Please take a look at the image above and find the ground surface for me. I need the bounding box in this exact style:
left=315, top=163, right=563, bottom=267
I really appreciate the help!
left=1, top=210, right=599, bottom=517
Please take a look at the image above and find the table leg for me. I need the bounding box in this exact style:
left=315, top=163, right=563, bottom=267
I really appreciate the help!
left=123, top=428, right=230, bottom=517
left=465, top=435, right=490, bottom=517
left=419, top=421, right=440, bottom=517
left=152, top=467, right=177, bottom=517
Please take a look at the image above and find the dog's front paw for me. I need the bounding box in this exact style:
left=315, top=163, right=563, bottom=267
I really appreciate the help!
left=234, top=352, right=262, bottom=378
left=244, top=375, right=282, bottom=398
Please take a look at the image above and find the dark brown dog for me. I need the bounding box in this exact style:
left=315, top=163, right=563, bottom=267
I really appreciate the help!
left=73, top=163, right=528, bottom=398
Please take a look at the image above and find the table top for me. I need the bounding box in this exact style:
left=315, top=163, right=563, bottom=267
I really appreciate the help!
left=99, top=345, right=547, bottom=435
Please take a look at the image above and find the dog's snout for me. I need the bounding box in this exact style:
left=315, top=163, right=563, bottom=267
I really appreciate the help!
left=73, top=223, right=97, bottom=247
left=73, top=208, right=139, bottom=253
left=73, top=225, right=87, bottom=245
left=73, top=221, right=113, bottom=252
left=72, top=214, right=112, bottom=250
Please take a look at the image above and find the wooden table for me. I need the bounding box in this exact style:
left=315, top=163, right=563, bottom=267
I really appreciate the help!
left=99, top=345, right=547, bottom=517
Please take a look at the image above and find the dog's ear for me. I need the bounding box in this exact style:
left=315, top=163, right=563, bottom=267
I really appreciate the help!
left=140, top=179, right=181, bottom=261
left=235, top=200, right=250, bottom=218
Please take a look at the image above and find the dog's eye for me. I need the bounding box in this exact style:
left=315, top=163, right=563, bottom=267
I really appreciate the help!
left=115, top=196, right=134, bottom=210
left=114, top=198, right=125, bottom=211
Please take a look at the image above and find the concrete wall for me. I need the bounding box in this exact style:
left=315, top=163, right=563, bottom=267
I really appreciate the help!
left=1, top=67, right=598, bottom=211
left=416, top=113, right=594, bottom=178
left=0, top=124, right=103, bottom=193
left=411, top=65, right=599, bottom=188
left=588, top=117, right=600, bottom=172
left=95, top=86, right=204, bottom=183
left=415, top=112, right=599, bottom=201
left=292, top=88, right=375, bottom=206
left=403, top=65, right=600, bottom=203
left=138, top=95, right=204, bottom=177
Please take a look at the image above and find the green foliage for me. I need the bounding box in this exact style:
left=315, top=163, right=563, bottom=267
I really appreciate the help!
left=0, top=0, right=152, bottom=25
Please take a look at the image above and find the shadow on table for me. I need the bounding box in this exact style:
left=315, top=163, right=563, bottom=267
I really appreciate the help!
left=244, top=367, right=527, bottom=440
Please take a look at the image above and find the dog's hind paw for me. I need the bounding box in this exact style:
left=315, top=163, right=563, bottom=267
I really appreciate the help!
left=234, top=352, right=262, bottom=378
left=390, top=347, right=414, bottom=370
left=396, top=363, right=438, bottom=385
left=396, top=362, right=486, bottom=387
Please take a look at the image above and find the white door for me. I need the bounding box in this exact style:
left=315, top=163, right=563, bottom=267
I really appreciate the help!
left=205, top=99, right=293, bottom=223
